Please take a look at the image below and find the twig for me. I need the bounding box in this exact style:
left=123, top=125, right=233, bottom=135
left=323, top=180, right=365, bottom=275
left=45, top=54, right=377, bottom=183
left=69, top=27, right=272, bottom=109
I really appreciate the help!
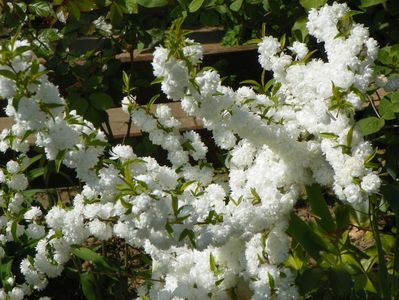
left=368, top=94, right=381, bottom=119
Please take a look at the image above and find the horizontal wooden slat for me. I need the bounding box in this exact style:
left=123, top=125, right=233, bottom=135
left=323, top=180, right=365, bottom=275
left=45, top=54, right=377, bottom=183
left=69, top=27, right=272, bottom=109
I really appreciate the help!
left=116, top=43, right=258, bottom=63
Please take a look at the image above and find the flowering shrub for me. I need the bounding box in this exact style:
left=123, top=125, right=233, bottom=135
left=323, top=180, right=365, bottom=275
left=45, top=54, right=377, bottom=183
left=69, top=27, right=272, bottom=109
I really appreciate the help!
left=0, top=2, right=396, bottom=299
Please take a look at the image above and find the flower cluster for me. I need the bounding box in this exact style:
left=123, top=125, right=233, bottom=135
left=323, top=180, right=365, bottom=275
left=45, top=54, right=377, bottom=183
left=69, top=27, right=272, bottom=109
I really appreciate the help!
left=0, top=3, right=381, bottom=299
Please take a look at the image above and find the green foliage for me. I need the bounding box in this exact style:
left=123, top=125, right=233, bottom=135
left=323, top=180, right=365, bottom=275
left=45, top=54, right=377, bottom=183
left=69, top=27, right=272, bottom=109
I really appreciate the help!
left=299, top=0, right=327, bottom=11
left=357, top=116, right=385, bottom=136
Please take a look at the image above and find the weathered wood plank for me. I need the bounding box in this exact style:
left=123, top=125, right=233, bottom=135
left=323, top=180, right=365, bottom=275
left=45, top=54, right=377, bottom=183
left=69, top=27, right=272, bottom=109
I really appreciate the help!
left=116, top=43, right=258, bottom=63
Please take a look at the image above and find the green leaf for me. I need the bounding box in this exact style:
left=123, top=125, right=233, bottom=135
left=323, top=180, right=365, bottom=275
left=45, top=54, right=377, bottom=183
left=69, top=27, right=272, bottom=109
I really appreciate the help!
left=334, top=205, right=350, bottom=230
left=320, top=132, right=338, bottom=139
left=72, top=247, right=117, bottom=273
left=209, top=253, right=217, bottom=273
left=178, top=180, right=195, bottom=193
left=287, top=213, right=327, bottom=260
left=346, top=125, right=354, bottom=149
left=280, top=34, right=286, bottom=49
left=29, top=1, right=54, bottom=17
left=89, top=92, right=113, bottom=111
left=11, top=220, right=19, bottom=242
left=379, top=99, right=396, bottom=120
left=14, top=46, right=31, bottom=56
left=297, top=268, right=325, bottom=294
left=240, top=79, right=261, bottom=88
left=360, top=0, right=387, bottom=8
left=55, top=150, right=66, bottom=173
left=172, top=194, right=178, bottom=216
left=268, top=273, right=276, bottom=295
left=0, top=258, right=13, bottom=283
left=229, top=0, right=243, bottom=12
left=146, top=94, right=160, bottom=111
left=27, top=167, right=45, bottom=181
left=67, top=1, right=81, bottom=19
left=381, top=183, right=399, bottom=215
left=388, top=91, right=399, bottom=104
left=68, top=95, right=89, bottom=115
left=80, top=272, right=102, bottom=300
left=357, top=117, right=385, bottom=136
left=199, top=10, right=220, bottom=27
left=306, top=184, right=336, bottom=232
left=123, top=0, right=138, bottom=13
left=189, top=0, right=204, bottom=12
left=292, top=16, right=309, bottom=42
left=299, top=0, right=327, bottom=11
left=0, top=69, right=17, bottom=81
left=136, top=0, right=168, bottom=8
left=250, top=188, right=261, bottom=205
left=75, top=0, right=96, bottom=11
left=179, top=229, right=196, bottom=247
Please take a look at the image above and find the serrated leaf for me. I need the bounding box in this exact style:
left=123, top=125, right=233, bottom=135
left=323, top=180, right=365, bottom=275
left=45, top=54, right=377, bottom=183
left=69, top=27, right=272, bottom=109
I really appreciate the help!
left=357, top=117, right=385, bottom=136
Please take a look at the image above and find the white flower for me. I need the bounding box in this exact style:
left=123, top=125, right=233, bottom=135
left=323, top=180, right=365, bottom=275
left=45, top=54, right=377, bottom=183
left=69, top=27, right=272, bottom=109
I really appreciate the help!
left=45, top=207, right=65, bottom=229
left=93, top=16, right=112, bottom=35
left=0, top=71, right=17, bottom=99
left=8, top=287, right=24, bottom=300
left=258, top=37, right=281, bottom=71
left=121, top=95, right=136, bottom=114
left=88, top=219, right=113, bottom=241
left=289, top=41, right=309, bottom=60
left=26, top=224, right=46, bottom=240
left=265, top=228, right=289, bottom=264
left=110, top=144, right=134, bottom=161
left=361, top=173, right=381, bottom=194
left=8, top=194, right=25, bottom=214
left=0, top=170, right=5, bottom=183
left=6, top=160, right=20, bottom=174
left=24, top=206, right=42, bottom=221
